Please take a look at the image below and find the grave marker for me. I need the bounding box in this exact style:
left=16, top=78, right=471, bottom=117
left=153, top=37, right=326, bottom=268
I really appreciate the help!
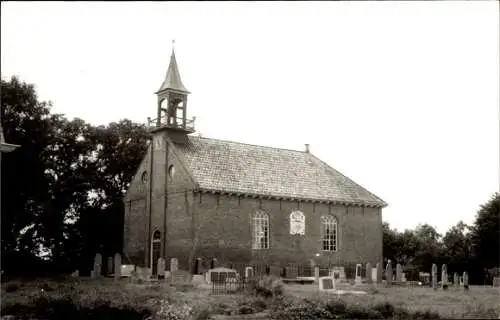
left=431, top=264, right=438, bottom=290
left=376, top=263, right=383, bottom=283
left=107, top=257, right=113, bottom=275
left=170, top=258, right=178, bottom=273
left=114, top=253, right=121, bottom=280
left=453, top=272, right=459, bottom=288
left=92, top=253, right=102, bottom=278
left=355, top=264, right=362, bottom=285
left=157, top=258, right=166, bottom=279
left=396, top=264, right=402, bottom=282
left=319, top=276, right=336, bottom=292
left=385, top=261, right=393, bottom=285
left=441, top=264, right=448, bottom=290
left=366, top=263, right=372, bottom=284
left=463, top=271, right=469, bottom=291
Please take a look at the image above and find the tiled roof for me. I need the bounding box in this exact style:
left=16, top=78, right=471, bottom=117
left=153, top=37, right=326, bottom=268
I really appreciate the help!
left=173, top=136, right=387, bottom=208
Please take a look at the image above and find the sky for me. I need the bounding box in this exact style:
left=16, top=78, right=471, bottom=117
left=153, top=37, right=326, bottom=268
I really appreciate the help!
left=2, top=1, right=499, bottom=234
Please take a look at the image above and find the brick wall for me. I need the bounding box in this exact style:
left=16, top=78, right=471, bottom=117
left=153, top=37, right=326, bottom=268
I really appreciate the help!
left=124, top=131, right=383, bottom=272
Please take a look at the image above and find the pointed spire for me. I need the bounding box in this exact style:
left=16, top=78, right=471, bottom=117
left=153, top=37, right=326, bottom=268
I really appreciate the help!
left=157, top=40, right=190, bottom=94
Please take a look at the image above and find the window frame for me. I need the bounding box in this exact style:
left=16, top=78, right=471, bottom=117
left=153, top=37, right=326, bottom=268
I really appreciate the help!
left=252, top=211, right=270, bottom=250
left=321, top=215, right=338, bottom=252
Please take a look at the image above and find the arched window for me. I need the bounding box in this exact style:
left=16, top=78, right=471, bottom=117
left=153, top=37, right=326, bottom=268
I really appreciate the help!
left=252, top=211, right=270, bottom=249
left=290, top=211, right=305, bottom=235
left=321, top=215, right=338, bottom=251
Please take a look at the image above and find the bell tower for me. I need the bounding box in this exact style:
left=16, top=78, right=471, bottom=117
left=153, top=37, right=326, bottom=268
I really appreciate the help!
left=149, top=41, right=195, bottom=138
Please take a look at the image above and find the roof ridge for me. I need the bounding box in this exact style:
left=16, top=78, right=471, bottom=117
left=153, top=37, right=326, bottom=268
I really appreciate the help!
left=190, top=135, right=307, bottom=154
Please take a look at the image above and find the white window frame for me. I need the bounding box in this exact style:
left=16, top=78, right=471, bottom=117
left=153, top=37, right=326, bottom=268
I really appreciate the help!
left=321, top=215, right=338, bottom=252
left=252, top=211, right=270, bottom=249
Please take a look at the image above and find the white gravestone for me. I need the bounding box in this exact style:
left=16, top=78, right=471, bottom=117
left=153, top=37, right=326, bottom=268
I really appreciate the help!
left=372, top=267, right=378, bottom=283
left=245, top=266, right=254, bottom=279
left=170, top=258, right=178, bottom=273
left=355, top=264, right=363, bottom=285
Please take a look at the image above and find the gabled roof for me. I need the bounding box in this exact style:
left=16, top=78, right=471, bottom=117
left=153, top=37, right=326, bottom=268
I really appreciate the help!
left=173, top=136, right=387, bottom=208
left=157, top=48, right=190, bottom=94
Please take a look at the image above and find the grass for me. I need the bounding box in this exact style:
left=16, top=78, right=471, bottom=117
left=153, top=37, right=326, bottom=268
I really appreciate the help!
left=1, top=277, right=499, bottom=319
left=285, top=284, right=500, bottom=319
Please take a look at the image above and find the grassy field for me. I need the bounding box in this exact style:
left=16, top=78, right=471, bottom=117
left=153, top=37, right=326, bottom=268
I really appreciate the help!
left=1, top=277, right=499, bottom=319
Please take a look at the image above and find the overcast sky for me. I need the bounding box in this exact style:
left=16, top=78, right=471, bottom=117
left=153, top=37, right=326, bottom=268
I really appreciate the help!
left=2, top=2, right=499, bottom=234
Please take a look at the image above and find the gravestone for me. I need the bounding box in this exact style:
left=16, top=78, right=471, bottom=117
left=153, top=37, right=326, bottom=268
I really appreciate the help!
left=463, top=271, right=469, bottom=291
left=493, top=277, right=500, bottom=288
left=172, top=269, right=191, bottom=284
left=157, top=258, right=166, bottom=279
left=431, top=264, right=438, bottom=290
left=453, top=272, right=459, bottom=288
left=365, top=263, right=372, bottom=284
left=286, top=266, right=298, bottom=279
left=401, top=272, right=407, bottom=282
left=385, top=261, right=393, bottom=285
left=245, top=266, right=254, bottom=279
left=396, top=264, right=402, bottom=282
left=71, top=270, right=79, bottom=277
left=319, top=276, right=336, bottom=292
left=92, top=253, right=102, bottom=278
left=114, top=253, right=121, bottom=280
left=441, top=264, right=448, bottom=289
left=376, top=263, right=383, bottom=283
left=372, top=267, right=377, bottom=283
left=121, top=265, right=135, bottom=277
left=314, top=266, right=320, bottom=284
left=170, top=258, right=179, bottom=273
left=107, top=257, right=113, bottom=275
left=355, top=264, right=362, bottom=285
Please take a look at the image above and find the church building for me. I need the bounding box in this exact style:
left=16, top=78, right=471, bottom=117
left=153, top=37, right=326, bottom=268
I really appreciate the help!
left=123, top=47, right=387, bottom=275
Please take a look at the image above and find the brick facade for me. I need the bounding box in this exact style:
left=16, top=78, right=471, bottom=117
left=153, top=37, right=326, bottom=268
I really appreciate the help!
left=123, top=134, right=384, bottom=273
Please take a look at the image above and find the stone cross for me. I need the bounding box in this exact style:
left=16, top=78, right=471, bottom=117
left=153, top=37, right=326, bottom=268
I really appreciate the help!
left=157, top=258, right=166, bottom=279
left=170, top=258, right=178, bottom=273
left=441, top=264, right=448, bottom=289
left=366, top=262, right=372, bottom=284
left=113, top=253, right=121, bottom=280
left=376, top=262, right=383, bottom=283
left=463, top=271, right=469, bottom=291
left=395, top=263, right=402, bottom=282
left=431, top=264, right=438, bottom=290
left=92, top=253, right=102, bottom=278
left=385, top=261, right=393, bottom=285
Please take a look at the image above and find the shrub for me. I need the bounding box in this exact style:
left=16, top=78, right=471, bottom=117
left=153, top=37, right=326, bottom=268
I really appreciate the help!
left=156, top=300, right=193, bottom=320
left=248, top=276, right=284, bottom=299
left=5, top=283, right=20, bottom=293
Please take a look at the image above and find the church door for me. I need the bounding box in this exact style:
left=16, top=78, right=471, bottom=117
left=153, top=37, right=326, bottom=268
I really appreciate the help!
left=152, top=231, right=161, bottom=275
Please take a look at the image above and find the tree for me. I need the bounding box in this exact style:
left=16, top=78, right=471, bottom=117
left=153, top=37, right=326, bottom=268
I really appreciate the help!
left=470, top=193, right=500, bottom=270
left=442, top=221, right=472, bottom=274
left=2, top=76, right=149, bottom=275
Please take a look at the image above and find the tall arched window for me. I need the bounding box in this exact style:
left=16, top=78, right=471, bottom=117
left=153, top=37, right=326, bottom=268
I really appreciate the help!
left=321, top=215, right=338, bottom=251
left=252, top=211, right=270, bottom=249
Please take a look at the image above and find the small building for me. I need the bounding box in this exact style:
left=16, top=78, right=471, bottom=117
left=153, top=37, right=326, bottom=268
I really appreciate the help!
left=123, top=47, right=387, bottom=275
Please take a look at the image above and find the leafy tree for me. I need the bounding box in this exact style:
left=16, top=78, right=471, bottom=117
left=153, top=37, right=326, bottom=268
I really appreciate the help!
left=442, top=221, right=472, bottom=274
left=470, top=193, right=500, bottom=270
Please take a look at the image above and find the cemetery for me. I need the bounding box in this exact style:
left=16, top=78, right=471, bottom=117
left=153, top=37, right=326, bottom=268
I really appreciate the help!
left=2, top=253, right=499, bottom=319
